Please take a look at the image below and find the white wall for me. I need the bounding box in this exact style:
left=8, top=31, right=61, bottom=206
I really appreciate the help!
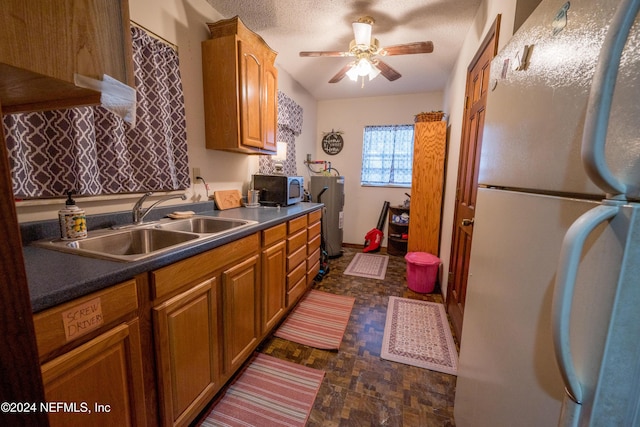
left=439, top=0, right=518, bottom=297
left=316, top=92, right=443, bottom=246
left=15, top=0, right=318, bottom=223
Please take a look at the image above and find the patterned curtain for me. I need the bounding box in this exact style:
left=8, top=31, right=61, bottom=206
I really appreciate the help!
left=259, top=91, right=303, bottom=175
left=361, top=124, right=414, bottom=186
left=3, top=26, right=189, bottom=199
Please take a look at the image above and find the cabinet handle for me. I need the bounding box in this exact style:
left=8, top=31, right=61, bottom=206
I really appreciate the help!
left=461, top=218, right=474, bottom=226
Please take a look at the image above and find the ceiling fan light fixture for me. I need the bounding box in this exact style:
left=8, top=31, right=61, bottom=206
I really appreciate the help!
left=368, top=65, right=381, bottom=81
left=352, top=21, right=372, bottom=46
left=355, top=57, right=372, bottom=76
left=346, top=65, right=359, bottom=81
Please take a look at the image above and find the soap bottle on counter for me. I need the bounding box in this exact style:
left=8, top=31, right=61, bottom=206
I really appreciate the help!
left=59, top=190, right=87, bottom=240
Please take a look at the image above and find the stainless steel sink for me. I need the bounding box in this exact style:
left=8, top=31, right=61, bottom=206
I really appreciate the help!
left=68, top=228, right=198, bottom=254
left=159, top=217, right=253, bottom=234
left=34, top=215, right=258, bottom=262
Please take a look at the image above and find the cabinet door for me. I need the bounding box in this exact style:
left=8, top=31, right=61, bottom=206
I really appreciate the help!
left=222, top=254, right=260, bottom=374
left=408, top=121, right=447, bottom=254
left=262, top=240, right=286, bottom=332
left=263, top=62, right=278, bottom=152
left=154, top=278, right=219, bottom=427
left=0, top=0, right=134, bottom=113
left=41, top=320, right=146, bottom=427
left=238, top=40, right=263, bottom=149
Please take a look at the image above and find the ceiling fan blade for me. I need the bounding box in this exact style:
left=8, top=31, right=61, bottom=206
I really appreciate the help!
left=329, top=63, right=353, bottom=83
left=379, top=41, right=434, bottom=56
left=374, top=60, right=402, bottom=81
left=299, top=51, right=351, bottom=57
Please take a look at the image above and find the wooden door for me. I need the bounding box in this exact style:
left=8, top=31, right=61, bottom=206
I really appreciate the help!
left=407, top=121, right=447, bottom=255
left=446, top=17, right=501, bottom=341
left=238, top=40, right=263, bottom=149
left=261, top=240, right=286, bottom=332
left=154, top=279, right=219, bottom=427
left=263, top=60, right=278, bottom=152
left=222, top=255, right=260, bottom=374
left=42, top=321, right=146, bottom=427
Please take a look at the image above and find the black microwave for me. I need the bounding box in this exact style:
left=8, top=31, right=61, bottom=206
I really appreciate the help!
left=253, top=174, right=304, bottom=206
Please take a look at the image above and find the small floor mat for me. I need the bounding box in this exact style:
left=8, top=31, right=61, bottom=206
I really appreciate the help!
left=381, top=297, right=458, bottom=375
left=273, top=290, right=355, bottom=350
left=343, top=253, right=389, bottom=280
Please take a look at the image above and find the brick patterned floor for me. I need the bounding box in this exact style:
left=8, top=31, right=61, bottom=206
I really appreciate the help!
left=258, top=247, right=458, bottom=426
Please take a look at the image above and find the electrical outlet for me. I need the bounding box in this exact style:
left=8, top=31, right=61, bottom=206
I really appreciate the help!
left=192, top=167, right=201, bottom=183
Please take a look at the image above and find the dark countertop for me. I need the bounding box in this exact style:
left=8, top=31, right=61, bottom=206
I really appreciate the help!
left=24, top=202, right=322, bottom=313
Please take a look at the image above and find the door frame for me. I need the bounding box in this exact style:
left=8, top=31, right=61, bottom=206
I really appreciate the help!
left=446, top=16, right=501, bottom=342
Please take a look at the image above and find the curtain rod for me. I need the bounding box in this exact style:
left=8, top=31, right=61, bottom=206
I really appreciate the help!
left=130, top=20, right=178, bottom=51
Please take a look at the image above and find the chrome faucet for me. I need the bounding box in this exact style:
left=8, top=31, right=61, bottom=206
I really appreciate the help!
left=132, top=192, right=187, bottom=224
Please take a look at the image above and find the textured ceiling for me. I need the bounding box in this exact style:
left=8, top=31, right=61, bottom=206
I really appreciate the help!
left=205, top=0, right=483, bottom=100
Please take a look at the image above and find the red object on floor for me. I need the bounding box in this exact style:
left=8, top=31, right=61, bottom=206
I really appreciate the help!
left=363, top=228, right=383, bottom=252
left=405, top=252, right=440, bottom=293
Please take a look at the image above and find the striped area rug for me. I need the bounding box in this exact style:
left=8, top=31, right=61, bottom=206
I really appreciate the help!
left=200, top=353, right=324, bottom=427
left=381, top=297, right=458, bottom=375
left=273, top=290, right=355, bottom=350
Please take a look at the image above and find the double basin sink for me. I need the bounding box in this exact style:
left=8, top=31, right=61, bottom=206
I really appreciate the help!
left=35, top=216, right=257, bottom=262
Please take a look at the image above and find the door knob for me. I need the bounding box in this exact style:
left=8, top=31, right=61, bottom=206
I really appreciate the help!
left=461, top=218, right=474, bottom=226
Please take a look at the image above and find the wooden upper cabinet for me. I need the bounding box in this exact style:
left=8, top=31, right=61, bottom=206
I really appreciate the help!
left=0, top=0, right=134, bottom=113
left=202, top=16, right=278, bottom=154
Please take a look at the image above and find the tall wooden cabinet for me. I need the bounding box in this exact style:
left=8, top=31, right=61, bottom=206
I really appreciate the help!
left=407, top=121, right=447, bottom=256
left=202, top=16, right=278, bottom=154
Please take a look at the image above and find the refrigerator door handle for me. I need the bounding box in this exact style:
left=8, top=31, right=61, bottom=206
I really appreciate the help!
left=552, top=202, right=622, bottom=409
left=581, top=0, right=640, bottom=197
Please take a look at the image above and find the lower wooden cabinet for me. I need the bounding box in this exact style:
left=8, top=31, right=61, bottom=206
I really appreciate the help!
left=222, top=254, right=261, bottom=375
left=34, top=212, right=323, bottom=427
left=41, top=320, right=147, bottom=427
left=153, top=278, right=219, bottom=427
left=34, top=279, right=146, bottom=427
left=261, top=223, right=287, bottom=333
left=150, top=233, right=259, bottom=427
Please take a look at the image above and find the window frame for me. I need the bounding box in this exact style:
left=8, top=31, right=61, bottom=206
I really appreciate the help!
left=360, top=124, right=415, bottom=188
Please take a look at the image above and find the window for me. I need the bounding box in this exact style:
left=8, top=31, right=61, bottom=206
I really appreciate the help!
left=361, top=124, right=414, bottom=187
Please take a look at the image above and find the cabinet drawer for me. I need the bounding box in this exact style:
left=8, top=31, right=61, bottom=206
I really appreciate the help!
left=307, top=260, right=320, bottom=286
left=307, top=220, right=321, bottom=239
left=287, top=276, right=307, bottom=306
left=34, top=279, right=138, bottom=360
left=152, top=233, right=258, bottom=300
left=308, top=209, right=322, bottom=224
left=287, top=245, right=307, bottom=272
left=288, top=215, right=307, bottom=234
left=287, top=229, right=307, bottom=254
left=262, top=223, right=286, bottom=247
left=307, top=233, right=321, bottom=256
left=307, top=248, right=320, bottom=270
left=287, top=261, right=306, bottom=290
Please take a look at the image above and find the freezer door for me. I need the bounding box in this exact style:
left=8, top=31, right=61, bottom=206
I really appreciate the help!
left=454, top=188, right=624, bottom=427
left=479, top=0, right=640, bottom=199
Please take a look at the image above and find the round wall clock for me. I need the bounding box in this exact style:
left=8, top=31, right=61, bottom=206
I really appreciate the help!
left=321, top=130, right=344, bottom=155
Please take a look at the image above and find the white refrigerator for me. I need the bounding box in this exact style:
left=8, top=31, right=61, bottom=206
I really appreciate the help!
left=454, top=0, right=640, bottom=426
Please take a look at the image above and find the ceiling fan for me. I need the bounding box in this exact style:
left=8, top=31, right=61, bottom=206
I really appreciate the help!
left=299, top=16, right=434, bottom=84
